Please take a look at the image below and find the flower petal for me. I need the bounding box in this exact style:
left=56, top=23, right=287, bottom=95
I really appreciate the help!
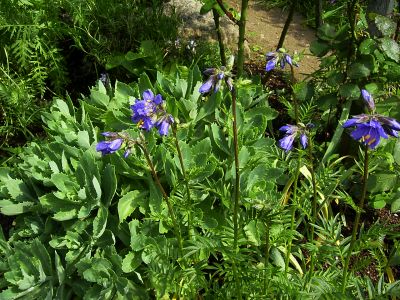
left=199, top=77, right=214, bottom=94
left=361, top=89, right=375, bottom=111
left=279, top=134, right=295, bottom=152
left=266, top=59, right=276, bottom=72
left=142, top=90, right=154, bottom=101
left=300, top=134, right=308, bottom=149
left=153, top=94, right=163, bottom=105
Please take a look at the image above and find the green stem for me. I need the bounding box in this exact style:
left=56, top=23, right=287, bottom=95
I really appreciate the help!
left=139, top=135, right=183, bottom=255
left=227, top=82, right=242, bottom=297
left=289, top=64, right=299, bottom=124
left=264, top=218, right=270, bottom=292
left=212, top=8, right=227, bottom=66
left=172, top=126, right=193, bottom=239
left=308, top=137, right=318, bottom=284
left=341, top=146, right=369, bottom=293
left=285, top=152, right=302, bottom=276
left=236, top=0, right=249, bottom=77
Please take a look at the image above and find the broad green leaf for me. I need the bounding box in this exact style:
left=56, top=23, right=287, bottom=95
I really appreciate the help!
left=379, top=37, right=400, bottom=62
left=118, top=191, right=147, bottom=223
left=375, top=15, right=396, bottom=37
left=339, top=83, right=360, bottom=100
left=93, top=205, right=108, bottom=239
left=310, top=40, right=331, bottom=57
left=122, top=252, right=142, bottom=273
left=102, top=164, right=117, bottom=207
left=244, top=220, right=262, bottom=246
left=54, top=251, right=65, bottom=285
left=391, top=198, right=400, bottom=213
left=367, top=172, right=398, bottom=193
left=348, top=62, right=371, bottom=79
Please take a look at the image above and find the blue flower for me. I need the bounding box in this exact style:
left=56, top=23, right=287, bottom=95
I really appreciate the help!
left=361, top=89, right=375, bottom=112
left=343, top=114, right=400, bottom=149
left=278, top=124, right=310, bottom=152
left=156, top=115, right=174, bottom=136
left=265, top=49, right=298, bottom=72
left=96, top=137, right=123, bottom=155
left=131, top=90, right=165, bottom=131
left=199, top=67, right=229, bottom=94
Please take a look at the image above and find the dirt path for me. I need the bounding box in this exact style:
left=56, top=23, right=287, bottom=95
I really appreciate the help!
left=170, top=0, right=319, bottom=77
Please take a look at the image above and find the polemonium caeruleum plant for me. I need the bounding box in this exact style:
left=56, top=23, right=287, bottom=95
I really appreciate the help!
left=96, top=89, right=183, bottom=254
left=278, top=122, right=317, bottom=278
left=341, top=88, right=400, bottom=292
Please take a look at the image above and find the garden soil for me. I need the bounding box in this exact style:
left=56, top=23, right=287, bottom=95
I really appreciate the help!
left=170, top=0, right=319, bottom=78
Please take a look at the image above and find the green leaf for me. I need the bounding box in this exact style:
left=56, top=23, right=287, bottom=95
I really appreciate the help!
left=310, top=40, right=331, bottom=57
left=54, top=251, right=65, bottom=285
left=367, top=172, right=398, bottom=193
left=391, top=198, right=400, bottom=213
left=200, top=0, right=216, bottom=14
left=93, top=205, right=108, bottom=239
left=244, top=220, right=262, bottom=246
left=293, top=81, right=314, bottom=102
left=210, top=123, right=230, bottom=155
left=375, top=15, right=396, bottom=37
left=359, top=38, right=376, bottom=55
left=379, top=37, right=400, bottom=62
left=348, top=62, right=371, bottom=79
left=339, top=83, right=360, bottom=100
left=118, top=191, right=147, bottom=223
left=102, top=164, right=117, bottom=207
left=77, top=131, right=91, bottom=149
left=122, top=252, right=142, bottom=273
left=138, top=73, right=153, bottom=95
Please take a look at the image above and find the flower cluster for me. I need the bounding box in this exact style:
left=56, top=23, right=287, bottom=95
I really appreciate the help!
left=278, top=123, right=313, bottom=152
left=343, top=89, right=400, bottom=149
left=199, top=67, right=233, bottom=94
left=266, top=48, right=298, bottom=72
left=131, top=90, right=174, bottom=136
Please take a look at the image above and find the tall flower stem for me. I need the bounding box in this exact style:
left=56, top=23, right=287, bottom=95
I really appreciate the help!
left=139, top=135, right=183, bottom=255
left=341, top=146, right=369, bottom=293
left=289, top=64, right=299, bottom=124
left=212, top=8, right=227, bottom=66
left=228, top=84, right=240, bottom=252
left=264, top=218, right=271, bottom=292
left=307, top=137, right=318, bottom=285
left=227, top=82, right=242, bottom=297
left=236, top=0, right=249, bottom=77
left=285, top=152, right=302, bottom=276
left=172, top=126, right=193, bottom=239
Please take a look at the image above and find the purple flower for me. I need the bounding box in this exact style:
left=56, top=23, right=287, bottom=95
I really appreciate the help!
left=278, top=124, right=310, bottom=152
left=131, top=90, right=165, bottom=131
left=361, top=89, right=375, bottom=112
left=199, top=67, right=229, bottom=94
left=156, top=115, right=174, bottom=136
left=343, top=114, right=400, bottom=149
left=265, top=50, right=297, bottom=72
left=96, top=138, right=123, bottom=155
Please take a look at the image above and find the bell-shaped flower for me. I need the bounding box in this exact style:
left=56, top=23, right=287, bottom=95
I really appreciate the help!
left=96, top=133, right=124, bottom=156
left=199, top=66, right=232, bottom=94
left=343, top=114, right=400, bottom=149
left=278, top=124, right=311, bottom=152
left=265, top=48, right=298, bottom=72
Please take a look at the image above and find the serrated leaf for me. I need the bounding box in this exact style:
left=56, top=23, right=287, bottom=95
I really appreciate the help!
left=375, top=15, right=396, bottom=37
left=310, top=40, right=331, bottom=57
left=339, top=83, right=360, bottom=100
left=77, top=131, right=90, bottom=148
left=122, top=252, right=142, bottom=273
left=244, top=220, right=261, bottom=246
left=348, top=62, right=371, bottom=79
left=93, top=205, right=108, bottom=239
left=118, top=191, right=147, bottom=223
left=367, top=172, right=398, bottom=193
left=102, top=164, right=117, bottom=207
left=379, top=37, right=400, bottom=62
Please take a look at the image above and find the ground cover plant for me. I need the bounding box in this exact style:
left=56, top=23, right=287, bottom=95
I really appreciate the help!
left=0, top=0, right=400, bottom=298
